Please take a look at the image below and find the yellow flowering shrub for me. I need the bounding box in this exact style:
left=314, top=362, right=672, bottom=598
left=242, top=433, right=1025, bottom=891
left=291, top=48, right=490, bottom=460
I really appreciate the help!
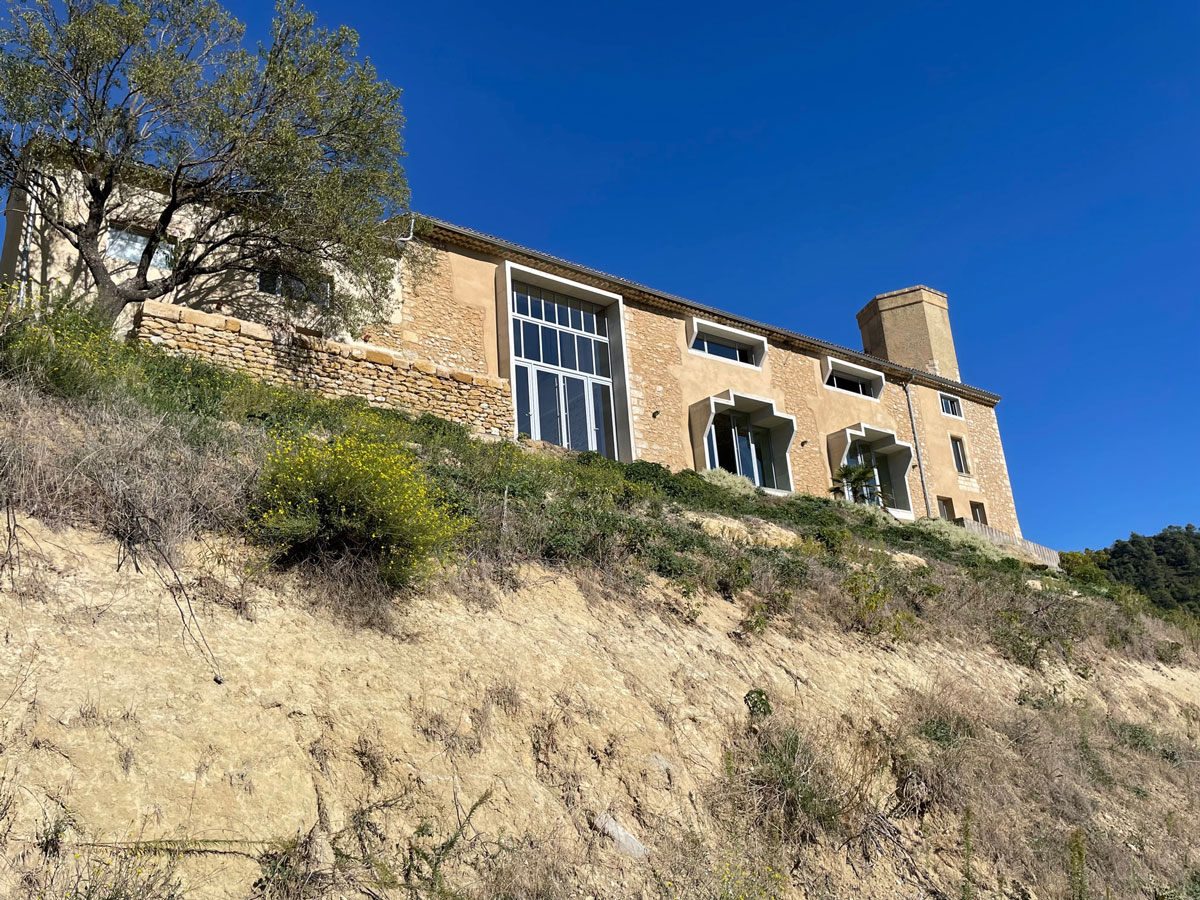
left=251, top=432, right=467, bottom=587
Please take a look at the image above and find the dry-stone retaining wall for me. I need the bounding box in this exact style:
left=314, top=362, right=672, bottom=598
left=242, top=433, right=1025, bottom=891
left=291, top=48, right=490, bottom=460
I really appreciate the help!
left=133, top=301, right=513, bottom=436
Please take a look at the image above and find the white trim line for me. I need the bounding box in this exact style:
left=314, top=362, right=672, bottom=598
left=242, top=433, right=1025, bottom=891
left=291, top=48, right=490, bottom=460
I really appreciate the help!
left=507, top=261, right=622, bottom=303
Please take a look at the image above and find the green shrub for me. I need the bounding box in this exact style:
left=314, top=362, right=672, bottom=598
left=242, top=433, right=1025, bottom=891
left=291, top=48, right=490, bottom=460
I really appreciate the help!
left=700, top=466, right=759, bottom=498
left=815, top=525, right=853, bottom=554
left=842, top=570, right=918, bottom=640
left=250, top=432, right=466, bottom=587
left=740, top=722, right=844, bottom=838
left=917, top=714, right=975, bottom=748
left=1108, top=719, right=1185, bottom=765
left=1059, top=550, right=1111, bottom=590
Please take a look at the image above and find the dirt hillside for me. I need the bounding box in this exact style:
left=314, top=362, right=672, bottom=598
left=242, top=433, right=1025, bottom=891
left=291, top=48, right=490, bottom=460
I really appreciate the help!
left=1, top=513, right=1196, bottom=899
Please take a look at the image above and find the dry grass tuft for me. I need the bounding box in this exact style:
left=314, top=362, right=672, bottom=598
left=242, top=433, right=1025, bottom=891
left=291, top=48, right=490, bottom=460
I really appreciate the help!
left=0, top=382, right=253, bottom=564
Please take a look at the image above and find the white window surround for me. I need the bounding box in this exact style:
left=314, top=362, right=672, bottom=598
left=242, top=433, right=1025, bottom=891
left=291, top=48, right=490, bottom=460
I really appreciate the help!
left=823, top=356, right=885, bottom=401
left=686, top=317, right=768, bottom=369
left=826, top=422, right=916, bottom=520
left=939, top=392, right=964, bottom=418
left=500, top=261, right=636, bottom=462
left=687, top=390, right=796, bottom=495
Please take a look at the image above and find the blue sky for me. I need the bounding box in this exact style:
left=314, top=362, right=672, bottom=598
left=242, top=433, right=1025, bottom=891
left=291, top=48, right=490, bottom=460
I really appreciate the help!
left=15, top=1, right=1200, bottom=549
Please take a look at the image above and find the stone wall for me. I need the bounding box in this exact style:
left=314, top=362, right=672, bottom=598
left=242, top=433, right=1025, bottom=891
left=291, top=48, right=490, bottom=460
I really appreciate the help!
left=362, top=247, right=499, bottom=377
left=134, top=301, right=514, bottom=437
left=957, top=399, right=1021, bottom=537
left=622, top=300, right=689, bottom=467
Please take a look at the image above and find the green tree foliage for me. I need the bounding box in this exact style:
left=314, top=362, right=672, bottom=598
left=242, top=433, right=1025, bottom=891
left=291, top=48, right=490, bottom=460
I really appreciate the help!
left=1093, top=525, right=1200, bottom=617
left=0, top=0, right=410, bottom=328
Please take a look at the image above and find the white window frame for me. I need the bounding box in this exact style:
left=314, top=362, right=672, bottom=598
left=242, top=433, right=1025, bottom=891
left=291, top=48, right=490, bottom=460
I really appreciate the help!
left=686, top=317, right=768, bottom=369
left=501, top=261, right=636, bottom=462
left=826, top=422, right=915, bottom=520
left=511, top=361, right=616, bottom=454
left=939, top=392, right=964, bottom=418
left=950, top=435, right=970, bottom=474
left=823, top=356, right=885, bottom=401
left=689, top=390, right=795, bottom=496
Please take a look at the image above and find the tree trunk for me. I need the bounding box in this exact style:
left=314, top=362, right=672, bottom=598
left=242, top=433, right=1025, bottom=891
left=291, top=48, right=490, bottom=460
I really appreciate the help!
left=91, top=280, right=130, bottom=325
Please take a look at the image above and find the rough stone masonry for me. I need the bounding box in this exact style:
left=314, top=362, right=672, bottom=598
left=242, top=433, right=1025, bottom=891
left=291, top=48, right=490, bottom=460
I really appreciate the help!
left=133, top=301, right=514, bottom=436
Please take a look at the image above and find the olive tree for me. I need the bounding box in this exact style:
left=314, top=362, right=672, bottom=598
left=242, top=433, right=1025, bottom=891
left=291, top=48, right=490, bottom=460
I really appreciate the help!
left=0, top=0, right=412, bottom=329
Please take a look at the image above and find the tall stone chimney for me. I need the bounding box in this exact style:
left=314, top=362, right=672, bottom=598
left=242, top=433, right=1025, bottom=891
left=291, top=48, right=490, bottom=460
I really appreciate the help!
left=856, top=286, right=960, bottom=382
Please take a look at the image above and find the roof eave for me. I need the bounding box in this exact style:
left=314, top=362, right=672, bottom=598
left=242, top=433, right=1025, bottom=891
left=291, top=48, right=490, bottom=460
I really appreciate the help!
left=422, top=217, right=1003, bottom=407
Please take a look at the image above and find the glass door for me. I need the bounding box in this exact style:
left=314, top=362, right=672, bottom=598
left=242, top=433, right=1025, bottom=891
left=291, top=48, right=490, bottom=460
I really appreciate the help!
left=510, top=281, right=617, bottom=458
left=706, top=411, right=777, bottom=489
left=563, top=375, right=590, bottom=451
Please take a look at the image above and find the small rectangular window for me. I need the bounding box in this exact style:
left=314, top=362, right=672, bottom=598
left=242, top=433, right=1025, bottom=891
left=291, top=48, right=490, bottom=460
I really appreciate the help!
left=559, top=331, right=576, bottom=369
left=951, top=437, right=970, bottom=474
left=515, top=365, right=532, bottom=438
left=108, top=227, right=174, bottom=270
left=522, top=321, right=541, bottom=362
left=970, top=502, right=988, bottom=525
left=692, top=331, right=758, bottom=366
left=257, top=270, right=280, bottom=294
left=576, top=335, right=594, bottom=374
left=594, top=340, right=610, bottom=378
left=541, top=325, right=559, bottom=366
left=940, top=394, right=963, bottom=417
left=937, top=496, right=956, bottom=520
left=826, top=372, right=871, bottom=396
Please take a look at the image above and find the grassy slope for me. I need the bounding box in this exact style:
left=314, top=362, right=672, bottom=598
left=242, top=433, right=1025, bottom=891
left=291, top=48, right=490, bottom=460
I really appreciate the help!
left=0, top=310, right=1198, bottom=899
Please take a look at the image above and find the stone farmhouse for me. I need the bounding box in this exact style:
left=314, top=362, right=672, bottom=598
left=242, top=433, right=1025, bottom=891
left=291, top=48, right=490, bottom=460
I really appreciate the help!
left=2, top=193, right=1030, bottom=545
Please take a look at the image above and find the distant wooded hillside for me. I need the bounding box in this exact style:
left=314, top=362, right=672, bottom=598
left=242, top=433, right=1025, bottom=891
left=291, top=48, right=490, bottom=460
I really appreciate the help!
left=1095, top=525, right=1200, bottom=616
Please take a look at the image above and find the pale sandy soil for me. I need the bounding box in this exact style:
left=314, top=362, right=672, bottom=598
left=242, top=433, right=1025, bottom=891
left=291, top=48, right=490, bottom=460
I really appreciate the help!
left=0, top=514, right=1196, bottom=898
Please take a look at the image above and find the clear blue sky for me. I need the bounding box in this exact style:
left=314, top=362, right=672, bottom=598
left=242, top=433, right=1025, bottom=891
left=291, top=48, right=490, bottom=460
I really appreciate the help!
left=18, top=1, right=1200, bottom=550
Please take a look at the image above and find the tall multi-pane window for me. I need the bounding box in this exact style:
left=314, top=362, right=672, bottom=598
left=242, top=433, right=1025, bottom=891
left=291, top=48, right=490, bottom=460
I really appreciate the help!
left=950, top=436, right=970, bottom=474
left=511, top=281, right=617, bottom=458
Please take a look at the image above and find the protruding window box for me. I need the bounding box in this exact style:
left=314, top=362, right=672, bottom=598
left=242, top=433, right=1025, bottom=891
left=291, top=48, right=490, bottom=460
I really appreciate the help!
left=689, top=391, right=795, bottom=494
left=687, top=317, right=768, bottom=369
left=823, top=357, right=885, bottom=400
left=827, top=423, right=915, bottom=519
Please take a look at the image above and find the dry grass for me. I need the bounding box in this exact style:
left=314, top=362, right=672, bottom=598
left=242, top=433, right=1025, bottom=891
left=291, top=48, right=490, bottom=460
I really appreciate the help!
left=0, top=382, right=253, bottom=563
left=882, top=677, right=1200, bottom=897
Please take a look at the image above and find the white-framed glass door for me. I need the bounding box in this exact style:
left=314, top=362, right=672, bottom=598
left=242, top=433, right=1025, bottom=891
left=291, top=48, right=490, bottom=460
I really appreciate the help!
left=704, top=410, right=778, bottom=489
left=511, top=281, right=617, bottom=458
